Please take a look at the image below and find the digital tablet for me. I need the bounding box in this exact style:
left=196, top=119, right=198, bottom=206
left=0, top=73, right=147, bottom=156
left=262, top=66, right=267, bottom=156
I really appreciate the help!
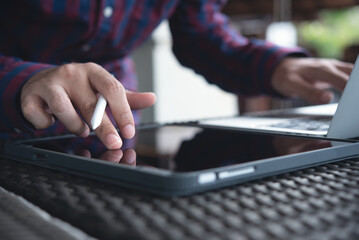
left=2, top=124, right=359, bottom=196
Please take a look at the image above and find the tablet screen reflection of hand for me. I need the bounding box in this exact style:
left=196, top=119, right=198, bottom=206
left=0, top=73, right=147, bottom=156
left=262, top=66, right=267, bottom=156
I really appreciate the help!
left=80, top=148, right=137, bottom=166
left=272, top=137, right=331, bottom=156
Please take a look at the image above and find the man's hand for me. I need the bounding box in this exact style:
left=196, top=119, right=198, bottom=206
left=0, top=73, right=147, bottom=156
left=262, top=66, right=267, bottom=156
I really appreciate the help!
left=271, top=58, right=353, bottom=104
left=21, top=62, right=156, bottom=149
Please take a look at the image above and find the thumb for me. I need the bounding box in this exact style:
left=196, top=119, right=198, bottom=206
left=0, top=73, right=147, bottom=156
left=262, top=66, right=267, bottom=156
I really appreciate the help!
left=126, top=91, right=156, bottom=110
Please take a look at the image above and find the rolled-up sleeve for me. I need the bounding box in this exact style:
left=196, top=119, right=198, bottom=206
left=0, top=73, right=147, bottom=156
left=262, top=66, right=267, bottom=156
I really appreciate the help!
left=0, top=53, right=55, bottom=137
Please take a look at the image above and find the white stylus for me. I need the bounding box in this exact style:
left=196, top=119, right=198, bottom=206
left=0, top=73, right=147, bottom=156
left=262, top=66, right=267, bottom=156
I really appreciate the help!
left=91, top=94, right=107, bottom=130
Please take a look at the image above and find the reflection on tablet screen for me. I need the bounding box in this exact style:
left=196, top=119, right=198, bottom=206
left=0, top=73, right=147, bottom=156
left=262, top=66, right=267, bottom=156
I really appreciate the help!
left=23, top=125, right=344, bottom=172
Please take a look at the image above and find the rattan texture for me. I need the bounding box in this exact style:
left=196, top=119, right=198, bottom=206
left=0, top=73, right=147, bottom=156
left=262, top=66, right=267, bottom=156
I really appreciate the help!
left=0, top=157, right=359, bottom=240
left=0, top=186, right=85, bottom=240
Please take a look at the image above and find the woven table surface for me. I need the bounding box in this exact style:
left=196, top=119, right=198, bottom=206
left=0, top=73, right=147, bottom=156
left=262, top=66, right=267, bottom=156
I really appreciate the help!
left=0, top=186, right=91, bottom=240
left=1, top=156, right=359, bottom=240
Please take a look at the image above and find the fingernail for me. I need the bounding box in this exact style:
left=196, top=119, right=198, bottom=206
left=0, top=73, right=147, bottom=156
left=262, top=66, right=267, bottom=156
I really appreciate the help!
left=123, top=124, right=135, bottom=139
left=106, top=134, right=122, bottom=149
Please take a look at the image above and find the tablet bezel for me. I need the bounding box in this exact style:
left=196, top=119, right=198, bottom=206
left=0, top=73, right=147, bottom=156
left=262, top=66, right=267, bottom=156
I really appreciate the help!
left=2, top=123, right=359, bottom=196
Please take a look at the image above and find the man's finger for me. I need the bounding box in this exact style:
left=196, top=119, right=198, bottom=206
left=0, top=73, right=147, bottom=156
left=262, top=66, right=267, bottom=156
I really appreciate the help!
left=21, top=95, right=55, bottom=129
left=286, top=75, right=333, bottom=104
left=69, top=84, right=123, bottom=149
left=43, top=87, right=89, bottom=137
left=94, top=113, right=123, bottom=149
left=126, top=91, right=156, bottom=110
left=318, top=67, right=349, bottom=91
left=87, top=65, right=135, bottom=139
left=334, top=60, right=354, bottom=75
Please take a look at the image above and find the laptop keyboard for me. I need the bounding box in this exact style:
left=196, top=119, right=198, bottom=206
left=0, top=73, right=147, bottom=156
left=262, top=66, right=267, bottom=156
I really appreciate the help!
left=266, top=117, right=332, bottom=131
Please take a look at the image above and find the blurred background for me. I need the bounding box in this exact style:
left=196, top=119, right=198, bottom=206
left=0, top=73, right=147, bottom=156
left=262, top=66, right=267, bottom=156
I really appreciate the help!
left=133, top=0, right=359, bottom=124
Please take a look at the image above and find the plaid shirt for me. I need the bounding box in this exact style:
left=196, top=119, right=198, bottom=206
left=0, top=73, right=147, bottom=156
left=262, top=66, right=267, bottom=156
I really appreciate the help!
left=0, top=0, right=307, bottom=139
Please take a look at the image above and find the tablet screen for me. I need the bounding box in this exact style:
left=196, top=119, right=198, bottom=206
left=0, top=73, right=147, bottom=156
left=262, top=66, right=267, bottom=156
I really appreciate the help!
left=22, top=125, right=350, bottom=172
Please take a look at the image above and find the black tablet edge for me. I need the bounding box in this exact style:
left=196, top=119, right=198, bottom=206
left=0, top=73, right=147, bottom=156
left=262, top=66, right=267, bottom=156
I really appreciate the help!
left=3, top=138, right=359, bottom=197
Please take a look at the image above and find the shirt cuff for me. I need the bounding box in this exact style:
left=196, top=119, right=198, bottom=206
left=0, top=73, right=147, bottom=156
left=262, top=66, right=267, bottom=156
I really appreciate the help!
left=0, top=61, right=55, bottom=138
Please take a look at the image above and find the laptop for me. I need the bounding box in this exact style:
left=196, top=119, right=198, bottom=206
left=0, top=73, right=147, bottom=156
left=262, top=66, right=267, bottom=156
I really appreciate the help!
left=199, top=55, right=359, bottom=140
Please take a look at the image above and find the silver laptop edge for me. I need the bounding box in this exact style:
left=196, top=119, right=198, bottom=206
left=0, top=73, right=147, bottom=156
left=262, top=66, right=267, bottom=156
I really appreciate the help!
left=327, top=55, right=359, bottom=138
left=200, top=55, right=359, bottom=139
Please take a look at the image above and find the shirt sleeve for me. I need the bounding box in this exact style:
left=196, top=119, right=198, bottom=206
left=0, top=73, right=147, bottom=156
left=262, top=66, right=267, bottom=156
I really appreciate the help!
left=168, top=0, right=310, bottom=96
left=0, top=53, right=55, bottom=138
